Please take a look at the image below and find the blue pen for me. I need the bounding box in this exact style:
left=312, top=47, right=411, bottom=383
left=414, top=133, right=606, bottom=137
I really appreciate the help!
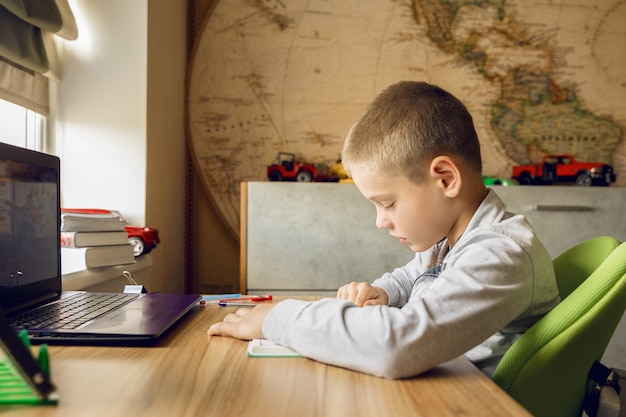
left=199, top=294, right=241, bottom=305
left=201, top=294, right=241, bottom=301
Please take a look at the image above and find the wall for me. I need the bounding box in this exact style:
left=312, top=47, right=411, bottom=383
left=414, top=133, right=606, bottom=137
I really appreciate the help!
left=51, top=0, right=187, bottom=294
left=146, top=0, right=188, bottom=294
left=193, top=0, right=240, bottom=293
left=52, top=0, right=147, bottom=222
left=196, top=189, right=240, bottom=293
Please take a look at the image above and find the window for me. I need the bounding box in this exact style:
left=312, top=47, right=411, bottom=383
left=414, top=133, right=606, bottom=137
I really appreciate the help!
left=0, top=99, right=46, bottom=151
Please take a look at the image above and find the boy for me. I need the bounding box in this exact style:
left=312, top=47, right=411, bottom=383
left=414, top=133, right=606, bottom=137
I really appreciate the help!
left=208, top=81, right=560, bottom=379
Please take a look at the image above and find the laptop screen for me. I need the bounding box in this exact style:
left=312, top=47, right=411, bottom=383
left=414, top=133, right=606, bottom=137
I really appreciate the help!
left=0, top=142, right=61, bottom=313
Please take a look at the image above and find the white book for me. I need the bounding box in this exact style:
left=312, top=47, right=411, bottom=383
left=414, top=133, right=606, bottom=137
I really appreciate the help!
left=61, top=214, right=127, bottom=232
left=247, top=339, right=302, bottom=358
left=60, top=231, right=129, bottom=248
left=61, top=244, right=136, bottom=274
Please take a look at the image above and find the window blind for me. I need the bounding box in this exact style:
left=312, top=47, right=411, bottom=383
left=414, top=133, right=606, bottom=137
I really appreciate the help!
left=0, top=0, right=77, bottom=115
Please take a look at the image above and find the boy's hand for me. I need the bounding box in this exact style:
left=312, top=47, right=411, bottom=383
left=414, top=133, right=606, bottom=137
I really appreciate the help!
left=207, top=303, right=275, bottom=340
left=336, top=282, right=388, bottom=306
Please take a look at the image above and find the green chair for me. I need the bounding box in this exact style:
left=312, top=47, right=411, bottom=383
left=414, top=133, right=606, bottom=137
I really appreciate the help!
left=492, top=242, right=626, bottom=417
left=552, top=236, right=621, bottom=299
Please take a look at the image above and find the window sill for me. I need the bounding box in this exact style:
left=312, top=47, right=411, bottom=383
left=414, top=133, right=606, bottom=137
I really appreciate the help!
left=62, top=255, right=153, bottom=291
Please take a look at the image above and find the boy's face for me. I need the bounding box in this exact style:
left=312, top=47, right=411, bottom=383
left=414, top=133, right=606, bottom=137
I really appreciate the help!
left=351, top=165, right=453, bottom=253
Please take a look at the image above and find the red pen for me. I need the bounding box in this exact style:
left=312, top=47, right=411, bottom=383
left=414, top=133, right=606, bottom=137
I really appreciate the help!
left=218, top=294, right=273, bottom=304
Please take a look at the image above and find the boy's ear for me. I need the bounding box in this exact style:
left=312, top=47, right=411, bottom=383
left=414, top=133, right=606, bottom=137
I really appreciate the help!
left=430, top=156, right=462, bottom=197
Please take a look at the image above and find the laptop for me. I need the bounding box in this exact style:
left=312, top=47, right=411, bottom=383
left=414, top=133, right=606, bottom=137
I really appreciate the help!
left=0, top=141, right=201, bottom=344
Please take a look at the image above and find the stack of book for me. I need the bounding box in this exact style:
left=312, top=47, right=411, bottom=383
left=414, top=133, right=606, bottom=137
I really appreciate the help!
left=60, top=209, right=135, bottom=274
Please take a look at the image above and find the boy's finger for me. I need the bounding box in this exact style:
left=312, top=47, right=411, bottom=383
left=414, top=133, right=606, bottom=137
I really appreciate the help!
left=235, top=308, right=251, bottom=317
left=207, top=320, right=236, bottom=336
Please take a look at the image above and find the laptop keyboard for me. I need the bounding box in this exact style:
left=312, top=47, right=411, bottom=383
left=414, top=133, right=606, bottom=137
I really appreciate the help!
left=10, top=293, right=139, bottom=330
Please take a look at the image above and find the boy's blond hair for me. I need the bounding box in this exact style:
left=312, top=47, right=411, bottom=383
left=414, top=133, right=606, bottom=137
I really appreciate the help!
left=342, top=81, right=482, bottom=183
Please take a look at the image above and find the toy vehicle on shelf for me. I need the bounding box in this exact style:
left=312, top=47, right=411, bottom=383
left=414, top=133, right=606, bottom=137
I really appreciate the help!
left=267, top=152, right=334, bottom=182
left=125, top=223, right=160, bottom=257
left=482, top=176, right=516, bottom=186
left=61, top=208, right=160, bottom=256
left=511, top=154, right=616, bottom=186
left=332, top=159, right=354, bottom=183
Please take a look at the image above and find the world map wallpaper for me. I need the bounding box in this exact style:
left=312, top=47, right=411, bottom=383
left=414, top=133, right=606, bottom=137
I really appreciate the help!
left=187, top=0, right=626, bottom=237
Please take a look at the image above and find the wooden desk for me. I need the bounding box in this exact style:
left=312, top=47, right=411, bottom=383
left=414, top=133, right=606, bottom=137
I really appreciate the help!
left=3, top=302, right=532, bottom=417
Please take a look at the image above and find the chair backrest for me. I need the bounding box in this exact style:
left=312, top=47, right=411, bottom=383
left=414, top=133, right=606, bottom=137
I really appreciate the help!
left=552, top=236, right=620, bottom=299
left=492, top=242, right=626, bottom=417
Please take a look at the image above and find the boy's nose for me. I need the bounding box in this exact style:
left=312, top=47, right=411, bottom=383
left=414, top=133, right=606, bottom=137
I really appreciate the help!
left=375, top=211, right=392, bottom=230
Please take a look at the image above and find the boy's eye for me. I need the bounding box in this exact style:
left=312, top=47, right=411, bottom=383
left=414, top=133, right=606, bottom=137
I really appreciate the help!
left=382, top=202, right=395, bottom=209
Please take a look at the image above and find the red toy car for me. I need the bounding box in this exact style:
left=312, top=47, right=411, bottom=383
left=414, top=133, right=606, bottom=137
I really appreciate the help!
left=61, top=208, right=160, bottom=256
left=512, top=154, right=616, bottom=186
left=124, top=223, right=160, bottom=257
left=267, top=152, right=334, bottom=182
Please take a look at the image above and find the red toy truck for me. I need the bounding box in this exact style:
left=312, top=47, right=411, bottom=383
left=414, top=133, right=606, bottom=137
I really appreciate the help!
left=512, top=154, right=615, bottom=186
left=267, top=152, right=333, bottom=182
